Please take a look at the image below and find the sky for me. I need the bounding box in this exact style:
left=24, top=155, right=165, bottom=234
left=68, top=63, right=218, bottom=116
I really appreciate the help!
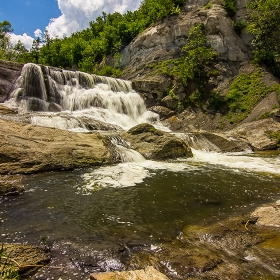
left=0, top=0, right=142, bottom=49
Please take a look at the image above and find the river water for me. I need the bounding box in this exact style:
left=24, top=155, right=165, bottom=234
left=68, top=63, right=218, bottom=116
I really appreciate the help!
left=1, top=64, right=280, bottom=279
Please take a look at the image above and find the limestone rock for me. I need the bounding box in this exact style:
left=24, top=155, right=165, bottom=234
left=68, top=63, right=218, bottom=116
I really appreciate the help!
left=0, top=118, right=113, bottom=174
left=90, top=266, right=169, bottom=280
left=121, top=123, right=192, bottom=160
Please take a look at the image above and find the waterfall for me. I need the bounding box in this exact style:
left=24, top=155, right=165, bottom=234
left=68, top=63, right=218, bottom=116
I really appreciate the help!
left=5, top=63, right=161, bottom=131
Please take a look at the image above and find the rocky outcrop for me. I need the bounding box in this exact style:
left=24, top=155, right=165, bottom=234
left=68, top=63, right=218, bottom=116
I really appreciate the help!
left=121, top=123, right=193, bottom=160
left=0, top=118, right=113, bottom=174
left=227, top=118, right=280, bottom=150
left=0, top=59, right=23, bottom=102
left=122, top=1, right=251, bottom=95
left=90, top=266, right=169, bottom=280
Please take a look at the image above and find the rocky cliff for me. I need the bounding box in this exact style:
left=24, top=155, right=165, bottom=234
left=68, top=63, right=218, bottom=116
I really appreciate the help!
left=118, top=0, right=280, bottom=139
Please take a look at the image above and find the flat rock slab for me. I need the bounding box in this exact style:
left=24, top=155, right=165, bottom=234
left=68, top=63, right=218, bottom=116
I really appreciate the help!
left=90, top=266, right=169, bottom=280
left=0, top=118, right=113, bottom=174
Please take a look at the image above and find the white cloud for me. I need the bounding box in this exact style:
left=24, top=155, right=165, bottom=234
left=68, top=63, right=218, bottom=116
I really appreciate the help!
left=10, top=33, right=34, bottom=50
left=34, top=29, right=43, bottom=39
left=47, top=0, right=142, bottom=38
left=10, top=0, right=142, bottom=49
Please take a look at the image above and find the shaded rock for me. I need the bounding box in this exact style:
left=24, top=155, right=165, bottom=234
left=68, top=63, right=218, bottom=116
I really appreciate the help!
left=0, top=118, right=114, bottom=174
left=161, top=96, right=178, bottom=110
left=121, top=123, right=192, bottom=160
left=0, top=104, right=17, bottom=115
left=0, top=59, right=23, bottom=102
left=90, top=266, right=169, bottom=280
left=149, top=106, right=176, bottom=120
left=0, top=174, right=24, bottom=196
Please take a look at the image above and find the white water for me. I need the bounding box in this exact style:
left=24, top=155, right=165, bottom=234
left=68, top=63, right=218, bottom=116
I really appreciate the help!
left=5, top=63, right=166, bottom=131
left=78, top=149, right=280, bottom=193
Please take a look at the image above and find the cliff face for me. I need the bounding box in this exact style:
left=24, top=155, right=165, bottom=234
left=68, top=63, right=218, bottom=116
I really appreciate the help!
left=121, top=0, right=252, bottom=82
left=118, top=0, right=280, bottom=137
left=0, top=60, right=23, bottom=103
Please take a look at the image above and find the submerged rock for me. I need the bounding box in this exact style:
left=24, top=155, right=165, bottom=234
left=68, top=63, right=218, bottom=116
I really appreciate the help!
left=0, top=118, right=114, bottom=174
left=1, top=243, right=50, bottom=277
left=121, top=123, right=192, bottom=160
left=0, top=174, right=24, bottom=196
left=90, top=266, right=169, bottom=280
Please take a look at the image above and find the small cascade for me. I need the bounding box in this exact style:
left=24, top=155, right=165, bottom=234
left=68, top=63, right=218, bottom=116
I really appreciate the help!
left=107, top=135, right=145, bottom=163
left=4, top=63, right=162, bottom=131
left=176, top=133, right=221, bottom=152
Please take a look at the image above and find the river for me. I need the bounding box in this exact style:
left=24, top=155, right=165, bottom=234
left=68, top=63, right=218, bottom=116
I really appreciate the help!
left=0, top=63, right=280, bottom=279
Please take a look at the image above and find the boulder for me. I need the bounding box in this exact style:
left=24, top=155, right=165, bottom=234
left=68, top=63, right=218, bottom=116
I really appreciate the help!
left=90, top=266, right=169, bottom=280
left=148, top=106, right=176, bottom=120
left=121, top=123, right=192, bottom=160
left=251, top=201, right=280, bottom=228
left=0, top=118, right=113, bottom=174
left=227, top=118, right=280, bottom=150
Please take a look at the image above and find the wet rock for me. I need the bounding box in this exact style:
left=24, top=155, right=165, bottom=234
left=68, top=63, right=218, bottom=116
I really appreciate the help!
left=0, top=118, right=114, bottom=174
left=121, top=123, right=192, bottom=160
left=1, top=243, right=50, bottom=276
left=0, top=174, right=24, bottom=196
left=0, top=104, right=17, bottom=115
left=90, top=266, right=169, bottom=280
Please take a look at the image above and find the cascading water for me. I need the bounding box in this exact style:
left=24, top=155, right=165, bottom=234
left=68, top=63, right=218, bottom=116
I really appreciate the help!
left=4, top=63, right=162, bottom=131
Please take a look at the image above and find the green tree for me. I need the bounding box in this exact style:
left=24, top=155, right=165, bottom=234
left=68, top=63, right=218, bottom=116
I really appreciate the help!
left=30, top=37, right=41, bottom=63
left=247, top=0, right=280, bottom=76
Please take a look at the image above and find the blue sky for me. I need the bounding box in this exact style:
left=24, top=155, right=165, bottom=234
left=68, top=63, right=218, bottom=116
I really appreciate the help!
left=0, top=0, right=142, bottom=49
left=0, top=0, right=60, bottom=37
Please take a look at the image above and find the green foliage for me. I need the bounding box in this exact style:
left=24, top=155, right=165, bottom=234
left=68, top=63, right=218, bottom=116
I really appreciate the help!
left=204, top=2, right=213, bottom=9
left=265, top=130, right=280, bottom=148
left=95, top=65, right=122, bottom=77
left=225, top=68, right=279, bottom=123
left=222, top=0, right=237, bottom=17
left=152, top=24, right=218, bottom=105
left=247, top=0, right=280, bottom=77
left=0, top=245, right=19, bottom=280
left=234, top=20, right=247, bottom=35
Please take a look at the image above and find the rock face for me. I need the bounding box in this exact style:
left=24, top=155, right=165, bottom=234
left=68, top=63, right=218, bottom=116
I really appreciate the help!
left=121, top=123, right=193, bottom=160
left=122, top=1, right=251, bottom=99
left=0, top=59, right=23, bottom=102
left=0, top=118, right=113, bottom=174
left=90, top=266, right=169, bottom=280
